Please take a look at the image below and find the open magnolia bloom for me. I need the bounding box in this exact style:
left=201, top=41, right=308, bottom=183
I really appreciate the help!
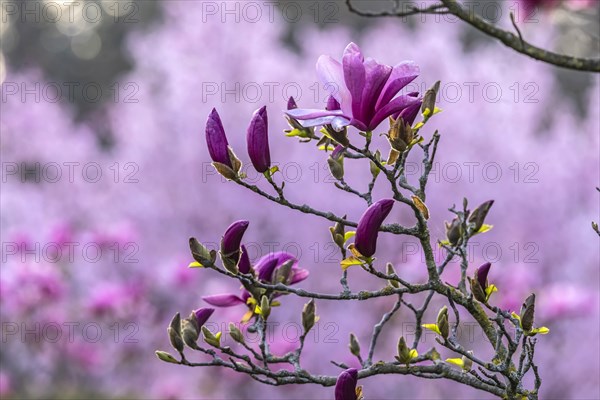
left=285, top=42, right=422, bottom=132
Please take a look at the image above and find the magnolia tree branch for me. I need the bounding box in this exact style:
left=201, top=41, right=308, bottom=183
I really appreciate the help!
left=346, top=0, right=600, bottom=72
left=158, top=72, right=549, bottom=398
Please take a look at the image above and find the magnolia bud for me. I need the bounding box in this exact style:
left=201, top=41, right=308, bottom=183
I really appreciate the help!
left=260, top=295, right=271, bottom=320
left=354, top=199, right=394, bottom=258
left=201, top=326, right=222, bottom=348
left=228, top=323, right=245, bottom=344
left=189, top=237, right=216, bottom=267
left=444, top=218, right=463, bottom=245
left=349, top=333, right=361, bottom=357
left=274, top=260, right=294, bottom=284
left=369, top=150, right=382, bottom=179
left=395, top=336, right=412, bottom=365
left=520, top=294, right=536, bottom=332
left=387, top=117, right=414, bottom=152
left=330, top=216, right=346, bottom=249
left=421, top=81, right=441, bottom=116
left=437, top=306, right=449, bottom=339
left=327, top=156, right=344, bottom=181
left=468, top=200, right=494, bottom=233
left=168, top=313, right=184, bottom=353
left=181, top=318, right=200, bottom=349
left=386, top=263, right=399, bottom=288
left=155, top=350, right=179, bottom=364
left=469, top=276, right=487, bottom=303
left=302, top=299, right=318, bottom=333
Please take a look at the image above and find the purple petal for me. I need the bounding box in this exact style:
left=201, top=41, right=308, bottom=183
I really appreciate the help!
left=205, top=108, right=231, bottom=168
left=247, top=106, right=270, bottom=173
left=290, top=268, right=309, bottom=285
left=193, top=307, right=215, bottom=327
left=393, top=100, right=422, bottom=126
left=238, top=245, right=252, bottom=274
left=326, top=95, right=341, bottom=111
left=287, top=96, right=297, bottom=110
left=335, top=368, right=358, bottom=400
left=342, top=43, right=366, bottom=120
left=331, top=145, right=345, bottom=159
left=359, top=58, right=392, bottom=125
left=476, top=262, right=492, bottom=290
left=221, top=220, right=249, bottom=255
left=285, top=108, right=350, bottom=129
left=375, top=61, right=420, bottom=110
left=316, top=55, right=352, bottom=116
left=202, top=294, right=244, bottom=307
left=369, top=95, right=422, bottom=132
left=286, top=108, right=346, bottom=120
left=355, top=199, right=395, bottom=258
left=255, top=251, right=298, bottom=282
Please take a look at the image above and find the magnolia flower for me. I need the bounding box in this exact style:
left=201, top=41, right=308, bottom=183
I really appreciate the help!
left=286, top=42, right=421, bottom=132
left=205, top=108, right=231, bottom=168
left=354, top=199, right=394, bottom=258
left=202, top=252, right=308, bottom=321
left=193, top=307, right=215, bottom=327
left=335, top=368, right=359, bottom=400
left=247, top=106, right=271, bottom=173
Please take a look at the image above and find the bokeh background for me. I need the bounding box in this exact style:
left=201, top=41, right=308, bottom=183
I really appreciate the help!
left=1, top=0, right=599, bottom=399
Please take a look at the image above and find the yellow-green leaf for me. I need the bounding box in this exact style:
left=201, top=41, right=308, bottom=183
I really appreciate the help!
left=446, top=358, right=464, bottom=367
left=432, top=107, right=443, bottom=115
left=188, top=261, right=203, bottom=268
left=269, top=166, right=279, bottom=175
left=485, top=284, right=498, bottom=301
left=341, top=257, right=363, bottom=270
left=408, top=349, right=419, bottom=359
left=529, top=326, right=550, bottom=336
left=422, top=324, right=441, bottom=335
left=318, top=145, right=336, bottom=151
left=475, top=224, right=493, bottom=235
left=344, top=231, right=356, bottom=242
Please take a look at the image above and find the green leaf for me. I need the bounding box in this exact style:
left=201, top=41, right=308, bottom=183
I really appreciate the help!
left=485, top=284, right=498, bottom=301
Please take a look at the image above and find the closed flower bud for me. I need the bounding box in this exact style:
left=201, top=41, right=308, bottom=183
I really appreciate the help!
left=395, top=336, right=412, bottom=365
left=193, top=307, right=215, bottom=329
left=469, top=276, right=487, bottom=303
left=259, top=295, right=271, bottom=320
left=437, top=306, right=449, bottom=339
left=386, top=263, right=400, bottom=288
left=444, top=218, right=463, bottom=245
left=274, top=260, right=294, bottom=284
left=421, top=81, right=441, bottom=116
left=330, top=217, right=346, bottom=249
left=520, top=294, right=536, bottom=332
left=221, top=220, right=249, bottom=259
left=155, top=350, right=179, bottom=364
left=181, top=318, right=200, bottom=349
left=335, top=368, right=358, bottom=400
left=247, top=106, right=271, bottom=173
left=168, top=312, right=184, bottom=353
left=228, top=323, right=245, bottom=344
left=476, top=262, right=491, bottom=291
left=328, top=145, right=345, bottom=181
left=369, top=150, right=382, bottom=180
left=387, top=117, right=414, bottom=152
left=468, top=200, right=494, bottom=233
left=302, top=299, right=318, bottom=333
left=354, top=199, right=394, bottom=258
left=201, top=326, right=222, bottom=348
left=205, top=108, right=232, bottom=168
left=349, top=333, right=361, bottom=357
left=189, top=237, right=217, bottom=267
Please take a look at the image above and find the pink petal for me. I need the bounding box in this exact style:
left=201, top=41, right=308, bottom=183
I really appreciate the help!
left=376, top=61, right=420, bottom=110
left=202, top=294, right=244, bottom=307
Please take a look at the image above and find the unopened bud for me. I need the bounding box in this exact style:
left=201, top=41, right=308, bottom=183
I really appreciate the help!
left=387, top=117, right=414, bottom=152
left=437, top=306, right=449, bottom=339
left=228, top=323, right=245, bottom=344
left=386, top=263, right=400, bottom=288
left=520, top=294, right=536, bottom=332
left=370, top=150, right=382, bottom=179
left=330, top=216, right=346, bottom=249
left=302, top=299, right=319, bottom=333
left=327, top=156, right=344, bottom=181
left=168, top=312, right=184, bottom=353
left=349, top=333, right=361, bottom=357
left=181, top=318, right=200, bottom=349
left=444, top=218, right=463, bottom=245
left=155, top=350, right=179, bottom=364
left=395, top=336, right=412, bottom=365
left=259, top=295, right=271, bottom=320
left=468, top=200, right=494, bottom=233
left=468, top=277, right=486, bottom=303
left=422, top=81, right=441, bottom=116
left=189, top=237, right=216, bottom=267
left=201, top=326, right=222, bottom=348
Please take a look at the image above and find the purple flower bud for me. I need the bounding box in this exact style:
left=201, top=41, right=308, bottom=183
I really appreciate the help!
left=326, top=95, right=341, bottom=111
left=331, top=144, right=345, bottom=160
left=354, top=199, right=394, bottom=258
left=287, top=96, right=298, bottom=110
left=193, top=307, right=215, bottom=327
left=255, top=252, right=304, bottom=283
left=335, top=368, right=358, bottom=400
left=202, top=294, right=245, bottom=307
left=220, top=220, right=249, bottom=256
left=257, top=258, right=279, bottom=282
left=238, top=245, right=252, bottom=274
left=476, top=262, right=491, bottom=290
left=205, top=108, right=232, bottom=168
left=247, top=106, right=271, bottom=173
